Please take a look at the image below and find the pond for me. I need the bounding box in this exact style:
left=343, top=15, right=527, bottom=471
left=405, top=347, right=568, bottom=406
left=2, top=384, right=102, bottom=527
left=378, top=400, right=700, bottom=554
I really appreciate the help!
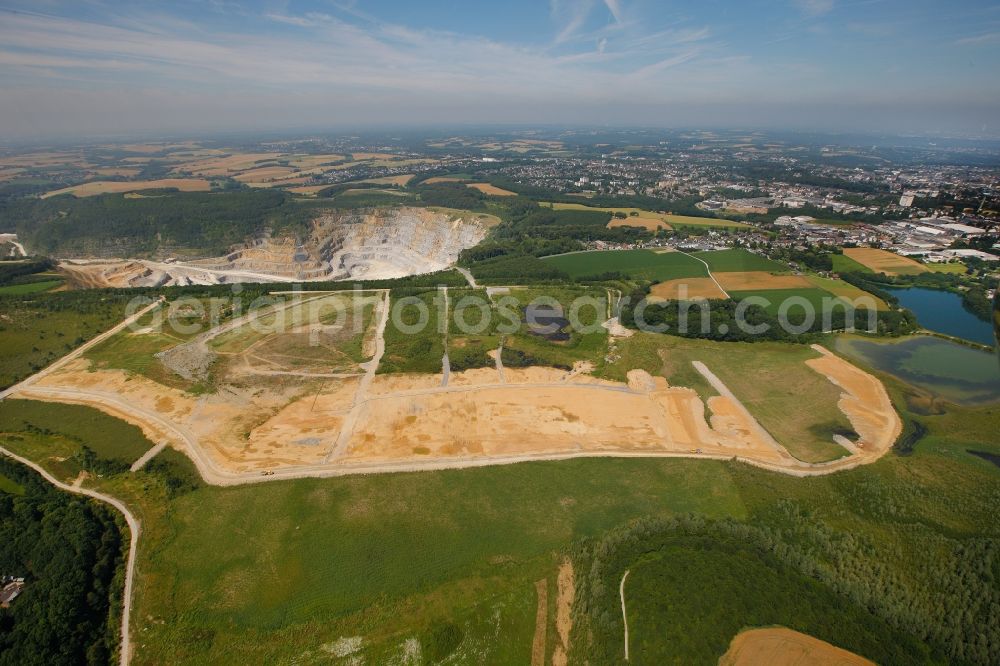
left=835, top=335, right=1000, bottom=406
left=884, top=286, right=995, bottom=347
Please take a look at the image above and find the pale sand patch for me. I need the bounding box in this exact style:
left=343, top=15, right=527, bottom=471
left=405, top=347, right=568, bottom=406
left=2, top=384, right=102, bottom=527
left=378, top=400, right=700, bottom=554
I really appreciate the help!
left=649, top=277, right=728, bottom=301
left=368, top=373, right=445, bottom=396
left=446, top=367, right=502, bottom=387
left=607, top=217, right=673, bottom=232
left=805, top=345, right=902, bottom=457
left=843, top=247, right=928, bottom=276
left=531, top=579, right=548, bottom=666
left=552, top=558, right=575, bottom=666
left=719, top=627, right=874, bottom=666
left=714, top=271, right=813, bottom=291
left=467, top=182, right=517, bottom=196
left=42, top=179, right=212, bottom=198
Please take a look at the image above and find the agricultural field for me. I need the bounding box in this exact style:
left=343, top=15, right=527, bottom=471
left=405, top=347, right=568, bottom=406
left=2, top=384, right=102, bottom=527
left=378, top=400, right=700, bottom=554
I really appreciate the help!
left=832, top=253, right=875, bottom=274
left=543, top=202, right=750, bottom=230
left=691, top=248, right=789, bottom=273
left=729, top=287, right=851, bottom=319
left=41, top=178, right=213, bottom=198
left=649, top=277, right=727, bottom=301
left=466, top=182, right=517, bottom=196
left=807, top=275, right=889, bottom=310
left=927, top=262, right=969, bottom=275
left=542, top=249, right=707, bottom=281
left=842, top=248, right=929, bottom=276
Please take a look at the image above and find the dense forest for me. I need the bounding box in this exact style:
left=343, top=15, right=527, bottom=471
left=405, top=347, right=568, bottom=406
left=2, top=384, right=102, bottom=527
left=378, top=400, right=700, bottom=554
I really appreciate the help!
left=572, top=511, right=999, bottom=664
left=0, top=190, right=299, bottom=257
left=0, top=458, right=125, bottom=665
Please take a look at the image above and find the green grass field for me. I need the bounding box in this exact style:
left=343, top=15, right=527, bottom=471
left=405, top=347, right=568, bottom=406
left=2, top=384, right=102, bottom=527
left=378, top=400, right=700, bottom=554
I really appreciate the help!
left=927, top=262, right=969, bottom=275
left=691, top=248, right=789, bottom=273
left=832, top=253, right=874, bottom=274
left=0, top=400, right=153, bottom=464
left=0, top=471, right=25, bottom=495
left=729, top=287, right=844, bottom=319
left=542, top=249, right=707, bottom=281
left=447, top=288, right=501, bottom=371
left=0, top=279, right=63, bottom=295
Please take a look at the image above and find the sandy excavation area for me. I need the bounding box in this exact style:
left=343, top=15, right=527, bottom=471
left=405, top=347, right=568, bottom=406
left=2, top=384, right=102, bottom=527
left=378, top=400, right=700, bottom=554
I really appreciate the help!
left=719, top=627, right=875, bottom=666
left=10, top=326, right=900, bottom=482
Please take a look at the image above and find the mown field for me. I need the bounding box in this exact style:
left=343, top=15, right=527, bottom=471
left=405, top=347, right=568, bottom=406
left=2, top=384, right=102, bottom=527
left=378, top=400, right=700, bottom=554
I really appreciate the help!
left=542, top=249, right=707, bottom=281
left=691, top=248, right=789, bottom=273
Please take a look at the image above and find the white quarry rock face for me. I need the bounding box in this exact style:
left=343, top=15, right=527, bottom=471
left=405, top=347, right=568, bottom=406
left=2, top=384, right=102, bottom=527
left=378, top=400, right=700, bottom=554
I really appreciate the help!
left=61, top=207, right=489, bottom=287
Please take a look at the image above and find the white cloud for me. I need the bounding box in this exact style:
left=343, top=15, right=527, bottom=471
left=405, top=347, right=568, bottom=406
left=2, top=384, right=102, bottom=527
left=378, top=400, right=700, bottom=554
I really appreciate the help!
left=603, top=0, right=624, bottom=24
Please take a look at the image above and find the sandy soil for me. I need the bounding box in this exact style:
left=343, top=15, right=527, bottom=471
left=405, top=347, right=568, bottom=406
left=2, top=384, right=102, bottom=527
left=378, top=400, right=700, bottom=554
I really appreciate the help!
left=719, top=627, right=874, bottom=666
left=42, top=179, right=212, bottom=198
left=843, top=247, right=928, bottom=275
left=714, top=271, right=814, bottom=291
left=649, top=277, right=728, bottom=301
left=805, top=345, right=902, bottom=458
left=607, top=217, right=672, bottom=232
left=467, top=183, right=516, bottom=196
left=9, top=311, right=901, bottom=483
left=552, top=558, right=574, bottom=666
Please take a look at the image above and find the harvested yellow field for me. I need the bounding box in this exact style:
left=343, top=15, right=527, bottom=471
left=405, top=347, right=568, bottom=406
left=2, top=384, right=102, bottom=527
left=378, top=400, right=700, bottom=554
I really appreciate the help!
left=843, top=247, right=929, bottom=276
left=173, top=152, right=282, bottom=177
left=233, top=166, right=297, bottom=182
left=719, top=627, right=874, bottom=666
left=361, top=174, right=414, bottom=186
left=467, top=182, right=516, bottom=196
left=608, top=217, right=672, bottom=231
left=0, top=151, right=88, bottom=168
left=42, top=178, right=212, bottom=198
left=715, top=271, right=812, bottom=291
left=650, top=277, right=727, bottom=301
left=285, top=154, right=345, bottom=169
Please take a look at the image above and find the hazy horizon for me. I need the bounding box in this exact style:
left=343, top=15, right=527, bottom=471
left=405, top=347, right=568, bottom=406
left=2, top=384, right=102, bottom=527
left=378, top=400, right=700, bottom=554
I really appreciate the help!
left=1, top=0, right=999, bottom=140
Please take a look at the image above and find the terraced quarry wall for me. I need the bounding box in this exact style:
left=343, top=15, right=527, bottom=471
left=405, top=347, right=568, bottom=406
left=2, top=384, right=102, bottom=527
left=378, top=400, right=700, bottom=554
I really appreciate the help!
left=58, top=207, right=489, bottom=287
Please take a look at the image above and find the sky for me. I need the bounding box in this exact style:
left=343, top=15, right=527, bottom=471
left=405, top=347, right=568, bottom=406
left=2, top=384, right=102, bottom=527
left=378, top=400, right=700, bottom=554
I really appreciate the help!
left=1, top=0, right=999, bottom=139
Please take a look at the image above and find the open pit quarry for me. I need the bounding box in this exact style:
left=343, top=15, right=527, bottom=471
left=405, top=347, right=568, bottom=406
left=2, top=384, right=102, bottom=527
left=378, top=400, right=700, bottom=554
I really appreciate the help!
left=56, top=207, right=490, bottom=288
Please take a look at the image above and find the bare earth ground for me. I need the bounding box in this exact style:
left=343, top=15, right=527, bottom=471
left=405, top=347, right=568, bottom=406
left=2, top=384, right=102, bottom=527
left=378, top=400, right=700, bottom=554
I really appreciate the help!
left=552, top=559, right=575, bottom=666
left=6, top=291, right=901, bottom=483
left=843, top=247, right=929, bottom=276
left=649, top=277, right=728, bottom=301
left=714, top=271, right=814, bottom=291
left=719, top=627, right=875, bottom=666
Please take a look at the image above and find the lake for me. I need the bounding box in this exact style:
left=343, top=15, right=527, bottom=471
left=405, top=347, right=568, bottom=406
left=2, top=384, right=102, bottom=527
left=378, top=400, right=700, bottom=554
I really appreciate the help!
left=836, top=335, right=1000, bottom=406
left=884, top=286, right=995, bottom=347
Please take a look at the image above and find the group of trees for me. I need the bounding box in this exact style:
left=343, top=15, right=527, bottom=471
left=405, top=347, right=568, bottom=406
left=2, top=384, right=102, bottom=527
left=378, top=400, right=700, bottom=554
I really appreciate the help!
left=571, top=507, right=999, bottom=665
left=0, top=459, right=125, bottom=665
